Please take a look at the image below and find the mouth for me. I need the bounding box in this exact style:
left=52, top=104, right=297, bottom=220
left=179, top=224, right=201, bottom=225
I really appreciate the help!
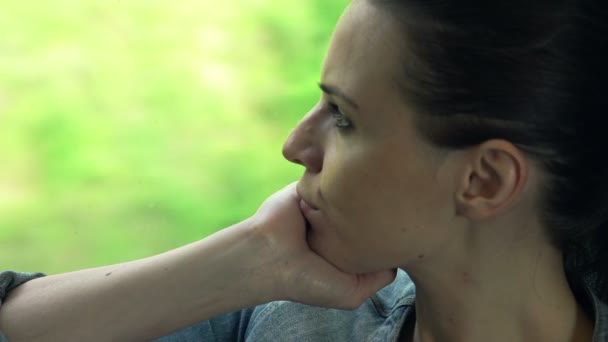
left=299, top=198, right=320, bottom=215
left=296, top=185, right=320, bottom=211
left=296, top=184, right=322, bottom=233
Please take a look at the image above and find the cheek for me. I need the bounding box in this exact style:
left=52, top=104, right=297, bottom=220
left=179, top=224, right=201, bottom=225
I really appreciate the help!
left=311, top=139, right=452, bottom=271
left=320, top=141, right=439, bottom=237
left=319, top=146, right=370, bottom=213
left=321, top=146, right=404, bottom=225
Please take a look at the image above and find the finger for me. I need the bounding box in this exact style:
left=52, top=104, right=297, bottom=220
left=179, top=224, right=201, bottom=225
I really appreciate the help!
left=286, top=181, right=300, bottom=201
left=302, top=262, right=396, bottom=309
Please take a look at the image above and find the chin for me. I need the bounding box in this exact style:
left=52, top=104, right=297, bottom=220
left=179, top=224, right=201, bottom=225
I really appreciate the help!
left=307, top=232, right=368, bottom=274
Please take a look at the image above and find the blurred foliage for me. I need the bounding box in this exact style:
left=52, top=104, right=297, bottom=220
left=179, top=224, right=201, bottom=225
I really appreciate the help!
left=0, top=0, right=348, bottom=273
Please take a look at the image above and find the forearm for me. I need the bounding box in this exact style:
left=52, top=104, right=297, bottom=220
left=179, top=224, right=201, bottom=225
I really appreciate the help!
left=0, top=219, right=274, bottom=342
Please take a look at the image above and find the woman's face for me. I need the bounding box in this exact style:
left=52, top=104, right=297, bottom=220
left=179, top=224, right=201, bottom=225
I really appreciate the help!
left=282, top=0, right=458, bottom=274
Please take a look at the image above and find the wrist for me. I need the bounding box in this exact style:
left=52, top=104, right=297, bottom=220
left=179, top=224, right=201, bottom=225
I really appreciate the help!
left=232, top=218, right=285, bottom=304
left=187, top=218, right=283, bottom=309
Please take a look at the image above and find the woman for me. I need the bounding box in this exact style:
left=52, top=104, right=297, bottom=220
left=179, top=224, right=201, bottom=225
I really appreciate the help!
left=1, top=0, right=607, bottom=340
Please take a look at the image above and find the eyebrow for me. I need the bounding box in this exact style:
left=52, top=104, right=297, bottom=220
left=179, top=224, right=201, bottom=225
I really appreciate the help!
left=318, top=83, right=360, bottom=110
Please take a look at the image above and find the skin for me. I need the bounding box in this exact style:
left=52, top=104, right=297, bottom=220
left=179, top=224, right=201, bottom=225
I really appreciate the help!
left=0, top=1, right=596, bottom=341
left=283, top=1, right=595, bottom=341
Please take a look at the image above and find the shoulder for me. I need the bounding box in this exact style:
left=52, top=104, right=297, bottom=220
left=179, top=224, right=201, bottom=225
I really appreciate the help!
left=158, top=270, right=416, bottom=341
left=370, top=269, right=416, bottom=317
left=250, top=269, right=415, bottom=325
left=245, top=269, right=416, bottom=341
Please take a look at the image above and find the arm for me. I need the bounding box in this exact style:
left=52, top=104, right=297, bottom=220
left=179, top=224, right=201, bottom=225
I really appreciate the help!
left=0, top=219, right=273, bottom=341
left=0, top=184, right=395, bottom=342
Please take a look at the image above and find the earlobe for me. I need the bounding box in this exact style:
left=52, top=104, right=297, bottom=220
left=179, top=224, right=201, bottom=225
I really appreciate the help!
left=455, top=140, right=527, bottom=221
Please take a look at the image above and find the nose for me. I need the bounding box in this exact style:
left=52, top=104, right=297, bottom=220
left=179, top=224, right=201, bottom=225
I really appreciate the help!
left=282, top=110, right=324, bottom=173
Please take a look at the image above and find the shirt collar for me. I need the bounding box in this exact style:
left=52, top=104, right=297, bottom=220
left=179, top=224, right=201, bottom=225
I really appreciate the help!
left=581, top=280, right=608, bottom=341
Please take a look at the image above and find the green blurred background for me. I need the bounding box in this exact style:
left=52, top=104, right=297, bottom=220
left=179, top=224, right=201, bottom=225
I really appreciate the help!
left=0, top=0, right=348, bottom=273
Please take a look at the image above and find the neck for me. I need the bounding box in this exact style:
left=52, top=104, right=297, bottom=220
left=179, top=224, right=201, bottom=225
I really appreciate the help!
left=403, top=225, right=594, bottom=342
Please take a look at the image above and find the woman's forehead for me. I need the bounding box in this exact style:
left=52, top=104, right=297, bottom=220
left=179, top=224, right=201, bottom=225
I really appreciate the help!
left=321, top=1, right=404, bottom=112
left=322, top=2, right=397, bottom=77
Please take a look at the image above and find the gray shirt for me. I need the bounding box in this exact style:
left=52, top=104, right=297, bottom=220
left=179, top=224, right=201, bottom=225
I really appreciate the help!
left=1, top=269, right=607, bottom=341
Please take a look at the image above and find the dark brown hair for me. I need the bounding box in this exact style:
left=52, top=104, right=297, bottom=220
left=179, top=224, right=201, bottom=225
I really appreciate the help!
left=374, top=0, right=608, bottom=300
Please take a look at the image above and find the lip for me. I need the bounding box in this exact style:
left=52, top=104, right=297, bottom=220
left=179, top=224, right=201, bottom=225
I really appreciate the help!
left=299, top=198, right=318, bottom=216
left=298, top=196, right=323, bottom=232
left=296, top=185, right=320, bottom=211
left=296, top=185, right=323, bottom=232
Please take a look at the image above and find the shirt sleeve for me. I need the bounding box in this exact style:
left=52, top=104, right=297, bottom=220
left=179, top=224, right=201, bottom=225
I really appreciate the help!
left=0, top=271, right=45, bottom=306
left=0, top=271, right=46, bottom=342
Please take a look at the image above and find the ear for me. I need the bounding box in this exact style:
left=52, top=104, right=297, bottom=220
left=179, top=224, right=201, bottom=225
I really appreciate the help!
left=454, top=140, right=529, bottom=221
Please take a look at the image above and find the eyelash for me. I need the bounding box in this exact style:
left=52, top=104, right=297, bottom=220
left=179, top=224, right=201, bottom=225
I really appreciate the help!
left=327, top=102, right=353, bottom=129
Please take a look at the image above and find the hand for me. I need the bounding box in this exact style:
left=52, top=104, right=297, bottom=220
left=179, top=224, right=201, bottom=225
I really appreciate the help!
left=250, top=182, right=396, bottom=310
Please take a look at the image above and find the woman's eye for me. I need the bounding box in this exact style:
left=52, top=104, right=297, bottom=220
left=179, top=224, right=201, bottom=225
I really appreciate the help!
left=328, top=102, right=352, bottom=129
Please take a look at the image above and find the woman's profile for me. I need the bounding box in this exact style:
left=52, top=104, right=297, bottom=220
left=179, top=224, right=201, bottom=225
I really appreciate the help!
left=1, top=0, right=607, bottom=341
